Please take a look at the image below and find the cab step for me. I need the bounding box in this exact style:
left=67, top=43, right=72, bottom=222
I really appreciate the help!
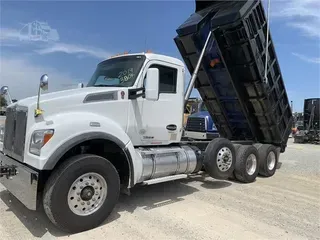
left=142, top=174, right=188, bottom=185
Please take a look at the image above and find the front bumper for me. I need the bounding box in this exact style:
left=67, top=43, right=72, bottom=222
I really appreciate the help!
left=184, top=131, right=220, bottom=140
left=0, top=152, right=39, bottom=210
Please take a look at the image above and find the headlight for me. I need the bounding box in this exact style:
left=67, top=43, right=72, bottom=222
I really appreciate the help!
left=0, top=125, right=4, bottom=142
left=29, top=129, right=54, bottom=156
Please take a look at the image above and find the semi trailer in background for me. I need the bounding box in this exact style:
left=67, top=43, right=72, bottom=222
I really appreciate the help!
left=294, top=98, right=320, bottom=144
left=0, top=0, right=292, bottom=233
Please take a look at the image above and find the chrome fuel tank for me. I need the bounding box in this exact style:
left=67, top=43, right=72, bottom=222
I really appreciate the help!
left=136, top=145, right=202, bottom=182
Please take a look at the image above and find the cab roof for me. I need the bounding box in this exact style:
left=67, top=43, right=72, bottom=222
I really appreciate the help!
left=107, top=52, right=185, bottom=67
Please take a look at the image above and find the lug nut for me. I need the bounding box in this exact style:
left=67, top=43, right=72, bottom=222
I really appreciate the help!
left=77, top=198, right=81, bottom=201
left=81, top=202, right=85, bottom=205
left=77, top=192, right=80, bottom=195
left=87, top=201, right=90, bottom=205
left=80, top=186, right=83, bottom=189
left=86, top=182, right=89, bottom=186
left=95, top=192, right=99, bottom=195
left=95, top=186, right=98, bottom=189
left=92, top=198, right=96, bottom=201
left=91, top=182, right=94, bottom=186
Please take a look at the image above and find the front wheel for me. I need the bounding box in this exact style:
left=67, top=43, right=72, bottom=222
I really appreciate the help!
left=43, top=154, right=120, bottom=233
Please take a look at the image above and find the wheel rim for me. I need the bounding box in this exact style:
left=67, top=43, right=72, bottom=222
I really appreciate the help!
left=67, top=172, right=107, bottom=216
left=216, top=147, right=233, bottom=172
left=246, top=154, right=257, bottom=176
left=267, top=151, right=276, bottom=170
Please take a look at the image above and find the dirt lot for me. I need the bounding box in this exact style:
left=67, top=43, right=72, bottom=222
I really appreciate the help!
left=0, top=138, right=319, bottom=240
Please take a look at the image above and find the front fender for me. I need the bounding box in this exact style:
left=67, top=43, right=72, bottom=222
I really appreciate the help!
left=25, top=111, right=135, bottom=172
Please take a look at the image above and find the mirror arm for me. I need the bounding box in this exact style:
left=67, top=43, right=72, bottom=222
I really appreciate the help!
left=35, top=84, right=44, bottom=117
left=7, top=93, right=13, bottom=105
left=128, top=87, right=145, bottom=99
left=35, top=74, right=48, bottom=117
left=37, top=84, right=41, bottom=110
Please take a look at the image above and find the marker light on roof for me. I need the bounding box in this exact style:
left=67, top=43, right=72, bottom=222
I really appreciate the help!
left=109, top=51, right=129, bottom=58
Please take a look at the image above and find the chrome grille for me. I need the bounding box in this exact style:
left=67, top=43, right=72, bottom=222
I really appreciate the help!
left=185, top=117, right=206, bottom=132
left=3, top=105, right=28, bottom=161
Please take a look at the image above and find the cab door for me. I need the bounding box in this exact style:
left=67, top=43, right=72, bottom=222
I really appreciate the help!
left=138, top=60, right=184, bottom=145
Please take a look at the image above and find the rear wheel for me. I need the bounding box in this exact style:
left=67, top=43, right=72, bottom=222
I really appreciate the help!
left=256, top=144, right=278, bottom=177
left=204, top=138, right=236, bottom=180
left=234, top=145, right=259, bottom=183
left=228, top=144, right=241, bottom=180
left=43, top=154, right=120, bottom=233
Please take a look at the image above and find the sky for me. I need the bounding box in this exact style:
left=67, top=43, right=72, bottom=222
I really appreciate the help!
left=0, top=0, right=319, bottom=112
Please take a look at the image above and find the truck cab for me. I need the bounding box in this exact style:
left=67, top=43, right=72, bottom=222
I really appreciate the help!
left=1, top=53, right=187, bottom=157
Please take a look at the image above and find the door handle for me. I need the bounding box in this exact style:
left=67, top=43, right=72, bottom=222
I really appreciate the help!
left=166, top=124, right=177, bottom=131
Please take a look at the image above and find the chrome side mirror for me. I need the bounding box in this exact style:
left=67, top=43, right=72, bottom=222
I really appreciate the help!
left=0, top=86, right=13, bottom=105
left=40, top=74, right=49, bottom=91
left=0, top=86, right=9, bottom=96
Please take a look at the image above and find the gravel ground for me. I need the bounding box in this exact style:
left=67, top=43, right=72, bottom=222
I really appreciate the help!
left=0, top=138, right=319, bottom=240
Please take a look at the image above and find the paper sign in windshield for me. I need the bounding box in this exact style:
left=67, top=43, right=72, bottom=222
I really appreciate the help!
left=119, top=68, right=134, bottom=83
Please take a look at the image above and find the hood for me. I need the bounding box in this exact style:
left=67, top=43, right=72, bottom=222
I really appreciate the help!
left=16, top=86, right=121, bottom=107
left=189, top=110, right=217, bottom=131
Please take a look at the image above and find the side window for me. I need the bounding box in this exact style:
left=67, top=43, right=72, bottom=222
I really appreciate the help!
left=149, top=64, right=177, bottom=94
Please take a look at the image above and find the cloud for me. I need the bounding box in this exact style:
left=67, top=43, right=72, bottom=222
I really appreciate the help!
left=292, top=53, right=320, bottom=64
left=271, top=0, right=320, bottom=38
left=0, top=27, right=35, bottom=42
left=35, top=42, right=112, bottom=59
left=0, top=28, right=21, bottom=40
left=0, top=56, right=83, bottom=100
left=1, top=27, right=111, bottom=60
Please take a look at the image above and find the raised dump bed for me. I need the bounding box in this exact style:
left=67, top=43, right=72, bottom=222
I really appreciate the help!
left=174, top=0, right=293, bottom=152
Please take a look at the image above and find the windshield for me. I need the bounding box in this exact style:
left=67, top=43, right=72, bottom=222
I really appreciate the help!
left=87, top=55, right=146, bottom=87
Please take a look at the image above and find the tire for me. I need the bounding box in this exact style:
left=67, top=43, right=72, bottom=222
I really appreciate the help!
left=204, top=138, right=236, bottom=180
left=228, top=144, right=241, bottom=181
left=234, top=145, right=259, bottom=183
left=43, top=154, right=120, bottom=233
left=256, top=144, right=278, bottom=177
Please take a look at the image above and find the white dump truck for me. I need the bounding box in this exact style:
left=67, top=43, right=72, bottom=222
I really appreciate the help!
left=0, top=0, right=292, bottom=234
